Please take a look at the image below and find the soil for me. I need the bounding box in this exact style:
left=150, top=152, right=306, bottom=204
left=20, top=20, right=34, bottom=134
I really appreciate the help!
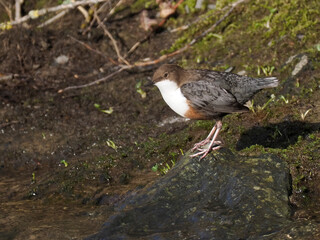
left=0, top=0, right=320, bottom=239
left=0, top=5, right=186, bottom=239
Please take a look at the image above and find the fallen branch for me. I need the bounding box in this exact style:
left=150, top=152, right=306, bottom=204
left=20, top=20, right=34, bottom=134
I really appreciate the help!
left=82, top=0, right=116, bottom=35
left=58, top=0, right=246, bottom=92
left=2, top=0, right=107, bottom=26
left=37, top=9, right=70, bottom=28
left=58, top=65, right=130, bottom=93
left=15, top=0, right=23, bottom=21
left=94, top=13, right=130, bottom=65
left=99, top=0, right=125, bottom=24
left=0, top=0, right=13, bottom=21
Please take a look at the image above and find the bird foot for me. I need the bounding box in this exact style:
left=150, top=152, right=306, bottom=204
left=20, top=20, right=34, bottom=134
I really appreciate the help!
left=192, top=140, right=221, bottom=152
left=191, top=139, right=210, bottom=152
left=190, top=144, right=222, bottom=160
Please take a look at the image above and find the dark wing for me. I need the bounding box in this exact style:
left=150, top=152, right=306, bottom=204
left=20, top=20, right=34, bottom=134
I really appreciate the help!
left=180, top=81, right=248, bottom=116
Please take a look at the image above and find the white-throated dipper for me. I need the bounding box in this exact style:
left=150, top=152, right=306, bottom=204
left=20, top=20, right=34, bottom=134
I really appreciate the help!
left=152, top=64, right=279, bottom=160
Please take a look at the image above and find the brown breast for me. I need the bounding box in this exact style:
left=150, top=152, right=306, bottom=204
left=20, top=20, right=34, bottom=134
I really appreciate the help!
left=184, top=101, right=208, bottom=120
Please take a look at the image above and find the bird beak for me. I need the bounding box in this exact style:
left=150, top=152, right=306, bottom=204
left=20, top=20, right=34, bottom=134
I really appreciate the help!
left=144, top=79, right=154, bottom=87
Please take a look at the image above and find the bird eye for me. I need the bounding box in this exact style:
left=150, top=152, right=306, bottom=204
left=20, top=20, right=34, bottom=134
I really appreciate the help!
left=163, top=72, right=169, bottom=78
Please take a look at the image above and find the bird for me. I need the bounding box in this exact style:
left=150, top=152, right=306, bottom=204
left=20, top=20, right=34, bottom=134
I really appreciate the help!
left=152, top=64, right=279, bottom=160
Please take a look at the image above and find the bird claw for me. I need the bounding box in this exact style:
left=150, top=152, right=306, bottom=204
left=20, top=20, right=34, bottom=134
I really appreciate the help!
left=190, top=120, right=223, bottom=160
left=190, top=145, right=222, bottom=160
left=191, top=139, right=210, bottom=151
left=192, top=141, right=221, bottom=152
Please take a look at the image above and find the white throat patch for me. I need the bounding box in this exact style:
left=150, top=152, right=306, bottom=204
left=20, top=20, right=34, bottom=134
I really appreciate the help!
left=155, top=79, right=189, bottom=117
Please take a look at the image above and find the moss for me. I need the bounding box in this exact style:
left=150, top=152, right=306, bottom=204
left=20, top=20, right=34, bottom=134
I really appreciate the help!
left=158, top=0, right=320, bottom=193
left=263, top=0, right=319, bottom=39
left=140, top=128, right=191, bottom=174
left=194, top=120, right=214, bottom=130
left=130, top=0, right=157, bottom=12
left=177, top=0, right=197, bottom=14
left=162, top=8, right=221, bottom=54
left=23, top=0, right=50, bottom=11
left=239, top=130, right=320, bottom=193
left=162, top=0, right=320, bottom=79
left=216, top=0, right=240, bottom=9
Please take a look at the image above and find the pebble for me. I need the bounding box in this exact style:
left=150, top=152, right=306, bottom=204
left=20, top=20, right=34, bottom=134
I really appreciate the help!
left=292, top=55, right=308, bottom=76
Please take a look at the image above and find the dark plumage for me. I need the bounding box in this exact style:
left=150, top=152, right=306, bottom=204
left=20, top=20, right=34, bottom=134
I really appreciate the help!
left=152, top=64, right=279, bottom=159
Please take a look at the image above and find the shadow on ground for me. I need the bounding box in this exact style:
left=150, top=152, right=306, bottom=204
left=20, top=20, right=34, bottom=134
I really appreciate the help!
left=236, top=121, right=320, bottom=150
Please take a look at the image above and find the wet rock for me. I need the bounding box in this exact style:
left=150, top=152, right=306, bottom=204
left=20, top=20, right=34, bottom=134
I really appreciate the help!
left=86, top=149, right=297, bottom=239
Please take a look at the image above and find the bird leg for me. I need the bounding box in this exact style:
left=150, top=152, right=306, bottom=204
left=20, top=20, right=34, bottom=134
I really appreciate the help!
left=191, top=120, right=222, bottom=151
left=191, top=123, right=217, bottom=151
left=190, top=120, right=223, bottom=160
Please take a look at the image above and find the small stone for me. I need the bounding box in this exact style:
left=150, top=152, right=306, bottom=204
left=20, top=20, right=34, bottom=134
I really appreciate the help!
left=208, top=4, right=216, bottom=9
left=195, top=0, right=204, bottom=9
left=292, top=55, right=308, bottom=76
left=237, top=70, right=247, bottom=76
left=55, top=55, right=69, bottom=65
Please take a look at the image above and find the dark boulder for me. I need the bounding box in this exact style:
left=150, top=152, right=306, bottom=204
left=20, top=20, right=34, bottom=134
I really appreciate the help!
left=86, top=149, right=318, bottom=239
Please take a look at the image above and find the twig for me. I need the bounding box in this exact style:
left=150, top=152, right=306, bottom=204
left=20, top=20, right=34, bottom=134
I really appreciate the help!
left=58, top=65, right=130, bottom=93
left=15, top=0, right=22, bottom=21
left=82, top=1, right=110, bottom=35
left=68, top=35, right=118, bottom=64
left=0, top=121, right=19, bottom=128
left=123, top=33, right=152, bottom=59
left=170, top=25, right=189, bottom=33
left=94, top=12, right=130, bottom=66
left=2, top=0, right=107, bottom=26
left=85, top=0, right=123, bottom=34
left=100, top=0, right=124, bottom=24
left=0, top=0, right=13, bottom=21
left=37, top=9, right=70, bottom=28
left=124, top=41, right=142, bottom=58
left=134, top=45, right=189, bottom=67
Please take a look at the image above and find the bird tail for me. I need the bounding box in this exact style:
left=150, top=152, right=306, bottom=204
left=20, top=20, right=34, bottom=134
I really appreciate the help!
left=257, top=77, right=279, bottom=89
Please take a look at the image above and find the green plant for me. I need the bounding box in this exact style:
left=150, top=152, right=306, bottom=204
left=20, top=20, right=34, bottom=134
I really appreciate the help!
left=60, top=160, right=68, bottom=167
left=257, top=65, right=275, bottom=76
left=300, top=109, right=311, bottom=120
left=152, top=159, right=176, bottom=175
left=280, top=95, right=289, bottom=104
left=31, top=172, right=36, bottom=184
left=135, top=80, right=147, bottom=99
left=257, top=94, right=276, bottom=111
left=94, top=103, right=113, bottom=114
left=246, top=100, right=255, bottom=113
left=106, top=140, right=118, bottom=151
